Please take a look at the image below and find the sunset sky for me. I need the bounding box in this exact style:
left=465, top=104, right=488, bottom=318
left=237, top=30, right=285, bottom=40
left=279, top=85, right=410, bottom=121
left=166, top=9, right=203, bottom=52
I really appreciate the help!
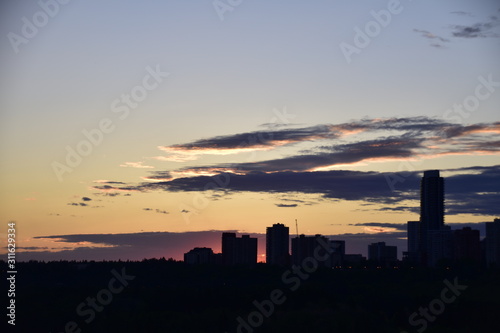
left=1, top=0, right=499, bottom=261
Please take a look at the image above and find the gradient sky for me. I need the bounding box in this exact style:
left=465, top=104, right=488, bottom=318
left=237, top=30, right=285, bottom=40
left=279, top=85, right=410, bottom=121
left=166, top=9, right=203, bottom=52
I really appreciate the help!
left=1, top=0, right=499, bottom=261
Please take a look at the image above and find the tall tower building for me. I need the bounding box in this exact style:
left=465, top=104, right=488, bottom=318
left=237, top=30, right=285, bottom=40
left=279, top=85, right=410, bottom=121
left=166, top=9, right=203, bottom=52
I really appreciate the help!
left=419, top=170, right=445, bottom=265
left=266, top=223, right=289, bottom=266
left=420, top=170, right=444, bottom=229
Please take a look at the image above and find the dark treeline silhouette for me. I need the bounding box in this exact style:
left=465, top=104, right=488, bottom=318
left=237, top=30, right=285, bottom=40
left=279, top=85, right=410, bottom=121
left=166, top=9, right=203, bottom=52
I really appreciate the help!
left=5, top=259, right=500, bottom=332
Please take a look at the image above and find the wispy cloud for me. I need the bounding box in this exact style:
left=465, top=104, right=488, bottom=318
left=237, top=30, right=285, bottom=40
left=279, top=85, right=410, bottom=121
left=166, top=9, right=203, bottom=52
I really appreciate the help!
left=156, top=125, right=338, bottom=162
left=120, top=161, right=154, bottom=169
left=451, top=15, right=500, bottom=38
left=275, top=203, right=298, bottom=208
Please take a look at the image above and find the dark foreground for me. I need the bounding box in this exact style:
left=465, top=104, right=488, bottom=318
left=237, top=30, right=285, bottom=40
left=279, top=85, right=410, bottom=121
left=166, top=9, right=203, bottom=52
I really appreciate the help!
left=3, top=259, right=500, bottom=333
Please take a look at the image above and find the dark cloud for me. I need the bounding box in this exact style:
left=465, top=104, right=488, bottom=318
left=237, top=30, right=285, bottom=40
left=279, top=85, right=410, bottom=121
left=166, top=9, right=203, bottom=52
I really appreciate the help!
left=176, top=135, right=425, bottom=174
left=22, top=221, right=491, bottom=262
left=27, top=231, right=264, bottom=261
left=181, top=209, right=190, bottom=213
left=93, top=117, right=500, bottom=218
left=67, top=202, right=88, bottom=207
left=93, top=192, right=121, bottom=197
left=275, top=203, right=298, bottom=208
left=116, top=165, right=500, bottom=217
left=162, top=125, right=338, bottom=151
left=82, top=197, right=92, bottom=201
left=451, top=17, right=500, bottom=38
left=143, top=208, right=168, bottom=214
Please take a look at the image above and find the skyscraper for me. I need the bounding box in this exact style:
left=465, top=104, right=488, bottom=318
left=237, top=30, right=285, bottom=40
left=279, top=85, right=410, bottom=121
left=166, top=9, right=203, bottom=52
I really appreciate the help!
left=419, top=170, right=445, bottom=265
left=266, top=223, right=289, bottom=266
left=420, top=170, right=445, bottom=230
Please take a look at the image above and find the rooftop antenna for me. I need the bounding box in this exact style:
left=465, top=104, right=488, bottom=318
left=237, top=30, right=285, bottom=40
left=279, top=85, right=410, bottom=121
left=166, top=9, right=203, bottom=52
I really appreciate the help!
left=295, top=219, right=299, bottom=238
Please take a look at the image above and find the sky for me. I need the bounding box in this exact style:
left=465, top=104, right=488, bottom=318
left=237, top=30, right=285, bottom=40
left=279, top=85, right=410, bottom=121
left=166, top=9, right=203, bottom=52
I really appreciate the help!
left=1, top=0, right=499, bottom=261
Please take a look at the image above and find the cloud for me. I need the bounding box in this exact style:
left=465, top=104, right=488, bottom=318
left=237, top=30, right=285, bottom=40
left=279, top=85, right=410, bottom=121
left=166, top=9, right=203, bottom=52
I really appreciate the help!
left=156, top=125, right=339, bottom=161
left=275, top=203, right=298, bottom=208
left=68, top=202, right=88, bottom=207
left=450, top=11, right=474, bottom=17
left=143, top=208, right=169, bottom=214
left=451, top=16, right=500, bottom=38
left=413, top=29, right=450, bottom=48
left=120, top=161, right=154, bottom=169
left=350, top=222, right=407, bottom=231
left=92, top=117, right=500, bottom=217
left=93, top=180, right=127, bottom=185
left=82, top=197, right=92, bottom=201
left=19, top=221, right=491, bottom=261
left=181, top=209, right=190, bottom=213
left=413, top=29, right=450, bottom=42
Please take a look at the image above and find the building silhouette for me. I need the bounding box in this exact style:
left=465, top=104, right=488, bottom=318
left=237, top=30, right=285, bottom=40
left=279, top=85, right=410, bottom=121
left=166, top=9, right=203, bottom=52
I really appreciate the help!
left=328, top=240, right=345, bottom=267
left=414, top=170, right=454, bottom=266
left=291, top=234, right=329, bottom=266
left=453, top=227, right=481, bottom=263
left=222, top=232, right=257, bottom=265
left=368, top=242, right=397, bottom=266
left=404, top=221, right=420, bottom=262
left=427, top=226, right=453, bottom=267
left=486, top=218, right=500, bottom=267
left=266, top=223, right=289, bottom=266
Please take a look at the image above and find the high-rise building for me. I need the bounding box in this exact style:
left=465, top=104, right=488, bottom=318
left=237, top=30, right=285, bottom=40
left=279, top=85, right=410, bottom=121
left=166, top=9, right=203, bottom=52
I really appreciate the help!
left=486, top=218, right=500, bottom=267
left=419, top=170, right=446, bottom=266
left=453, top=227, right=481, bottom=263
left=328, top=240, right=345, bottom=267
left=266, top=223, right=289, bottom=266
left=427, top=226, right=453, bottom=267
left=222, top=232, right=257, bottom=265
left=368, top=242, right=397, bottom=265
left=405, top=221, right=420, bottom=262
left=420, top=170, right=445, bottom=230
left=291, top=234, right=329, bottom=266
